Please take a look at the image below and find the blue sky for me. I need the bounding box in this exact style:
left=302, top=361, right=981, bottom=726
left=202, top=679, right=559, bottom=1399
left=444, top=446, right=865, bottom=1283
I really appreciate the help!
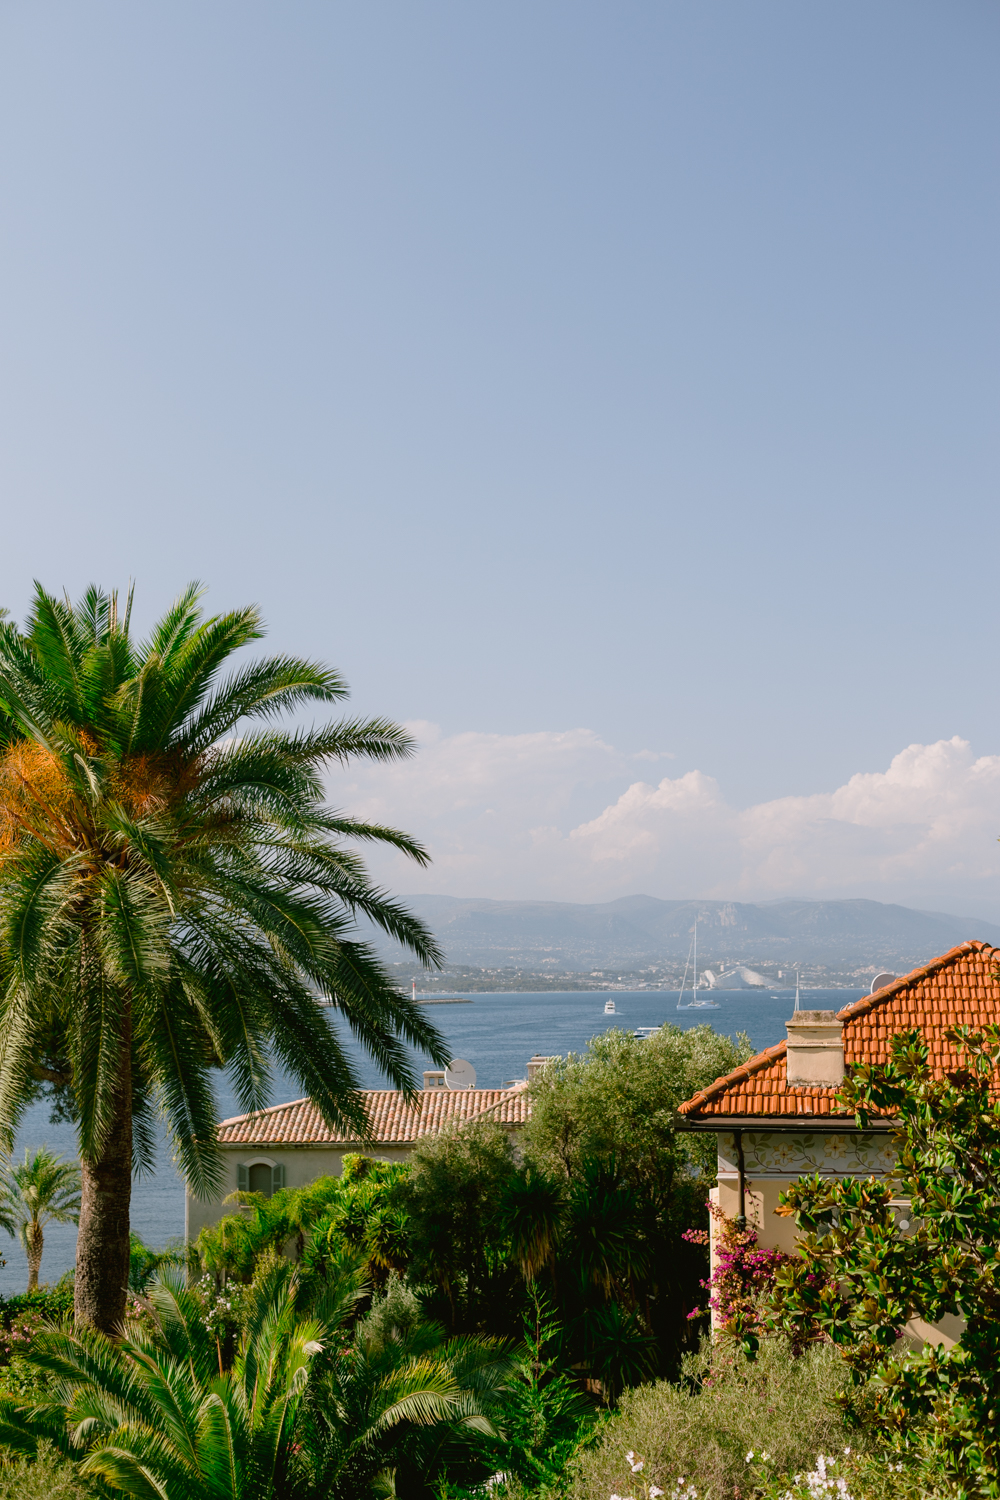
left=0, top=4, right=998, bottom=912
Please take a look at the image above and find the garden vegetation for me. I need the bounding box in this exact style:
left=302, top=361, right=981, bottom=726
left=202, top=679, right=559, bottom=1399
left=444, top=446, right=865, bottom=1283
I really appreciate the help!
left=0, top=584, right=993, bottom=1498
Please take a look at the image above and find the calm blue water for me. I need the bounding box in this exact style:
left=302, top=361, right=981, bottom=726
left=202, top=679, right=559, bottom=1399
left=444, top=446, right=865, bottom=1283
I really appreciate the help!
left=1, top=987, right=864, bottom=1295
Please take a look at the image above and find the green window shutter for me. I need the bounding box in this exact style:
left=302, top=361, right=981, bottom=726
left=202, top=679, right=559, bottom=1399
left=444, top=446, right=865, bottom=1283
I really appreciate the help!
left=272, top=1163, right=285, bottom=1194
left=237, top=1163, right=248, bottom=1193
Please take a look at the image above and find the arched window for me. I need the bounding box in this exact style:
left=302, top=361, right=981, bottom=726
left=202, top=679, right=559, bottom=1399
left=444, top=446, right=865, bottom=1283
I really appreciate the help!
left=237, top=1160, right=286, bottom=1197
left=248, top=1162, right=273, bottom=1195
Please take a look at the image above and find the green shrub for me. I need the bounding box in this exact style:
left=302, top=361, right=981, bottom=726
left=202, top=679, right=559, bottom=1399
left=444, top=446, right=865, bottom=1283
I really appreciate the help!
left=0, top=1441, right=98, bottom=1498
left=0, top=1279, right=75, bottom=1367
left=0, top=1352, right=50, bottom=1400
left=565, top=1336, right=855, bottom=1500
left=0, top=1281, right=74, bottom=1326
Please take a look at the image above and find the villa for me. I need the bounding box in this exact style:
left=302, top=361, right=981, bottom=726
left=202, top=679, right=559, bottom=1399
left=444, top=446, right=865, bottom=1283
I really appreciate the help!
left=185, top=1058, right=547, bottom=1242
left=678, top=939, right=1000, bottom=1346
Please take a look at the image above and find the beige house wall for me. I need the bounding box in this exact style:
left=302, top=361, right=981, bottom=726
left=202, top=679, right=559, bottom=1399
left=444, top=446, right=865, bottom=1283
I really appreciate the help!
left=709, top=1128, right=962, bottom=1350
left=185, top=1144, right=413, bottom=1243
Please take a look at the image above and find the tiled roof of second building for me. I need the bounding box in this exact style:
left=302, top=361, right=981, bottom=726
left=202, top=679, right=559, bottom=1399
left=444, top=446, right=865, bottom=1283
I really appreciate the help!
left=678, top=940, right=1000, bottom=1120
left=216, top=1086, right=531, bottom=1147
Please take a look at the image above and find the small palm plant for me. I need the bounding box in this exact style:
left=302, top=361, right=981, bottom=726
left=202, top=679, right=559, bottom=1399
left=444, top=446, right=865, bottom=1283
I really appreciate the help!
left=297, top=1273, right=517, bottom=1498
left=0, top=1147, right=81, bottom=1293
left=0, top=1261, right=514, bottom=1500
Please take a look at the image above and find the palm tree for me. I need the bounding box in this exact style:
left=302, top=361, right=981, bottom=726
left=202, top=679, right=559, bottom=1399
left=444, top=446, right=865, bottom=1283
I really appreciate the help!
left=0, top=1263, right=513, bottom=1500
left=0, top=583, right=448, bottom=1332
left=0, top=1146, right=81, bottom=1292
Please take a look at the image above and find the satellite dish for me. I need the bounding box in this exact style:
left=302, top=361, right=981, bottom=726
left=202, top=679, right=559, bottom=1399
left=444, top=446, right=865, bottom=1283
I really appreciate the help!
left=445, top=1057, right=477, bottom=1090
left=870, top=972, right=896, bottom=995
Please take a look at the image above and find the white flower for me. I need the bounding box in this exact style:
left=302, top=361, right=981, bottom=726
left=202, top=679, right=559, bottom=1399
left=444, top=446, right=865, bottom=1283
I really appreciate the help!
left=745, top=1452, right=754, bottom=1463
left=650, top=1489, right=664, bottom=1498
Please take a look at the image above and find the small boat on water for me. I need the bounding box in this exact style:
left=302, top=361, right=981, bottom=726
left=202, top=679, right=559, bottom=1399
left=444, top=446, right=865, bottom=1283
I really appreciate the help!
left=677, top=920, right=720, bottom=1010
left=604, top=998, right=617, bottom=1014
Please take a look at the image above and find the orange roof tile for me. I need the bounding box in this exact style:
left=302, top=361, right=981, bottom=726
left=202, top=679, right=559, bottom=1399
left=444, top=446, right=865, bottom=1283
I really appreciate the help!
left=678, top=940, right=1000, bottom=1121
left=217, top=1086, right=531, bottom=1148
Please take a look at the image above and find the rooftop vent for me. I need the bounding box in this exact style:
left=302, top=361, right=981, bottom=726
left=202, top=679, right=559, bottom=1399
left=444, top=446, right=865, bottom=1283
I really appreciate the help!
left=785, top=1010, right=844, bottom=1089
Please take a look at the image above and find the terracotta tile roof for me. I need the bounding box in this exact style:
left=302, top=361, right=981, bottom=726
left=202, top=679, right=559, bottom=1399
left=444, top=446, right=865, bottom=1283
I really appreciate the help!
left=678, top=940, right=1000, bottom=1121
left=216, top=1086, right=531, bottom=1148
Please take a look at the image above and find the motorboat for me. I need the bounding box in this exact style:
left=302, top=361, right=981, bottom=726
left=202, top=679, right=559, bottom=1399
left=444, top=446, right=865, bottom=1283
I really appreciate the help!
left=604, top=998, right=617, bottom=1014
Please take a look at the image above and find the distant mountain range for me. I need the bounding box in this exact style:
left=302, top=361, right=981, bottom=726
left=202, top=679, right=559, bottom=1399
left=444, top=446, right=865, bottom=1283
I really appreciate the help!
left=377, top=895, right=1000, bottom=969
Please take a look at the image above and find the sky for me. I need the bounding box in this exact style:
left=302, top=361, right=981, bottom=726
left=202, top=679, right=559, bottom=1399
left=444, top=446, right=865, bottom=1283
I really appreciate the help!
left=0, top=3, right=998, bottom=918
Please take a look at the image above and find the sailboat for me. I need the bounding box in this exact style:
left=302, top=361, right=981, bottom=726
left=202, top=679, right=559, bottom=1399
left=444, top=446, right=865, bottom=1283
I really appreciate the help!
left=677, top=919, right=720, bottom=1010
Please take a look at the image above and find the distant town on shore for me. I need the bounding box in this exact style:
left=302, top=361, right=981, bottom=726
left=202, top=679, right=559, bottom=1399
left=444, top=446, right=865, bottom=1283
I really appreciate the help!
left=374, top=894, right=1000, bottom=992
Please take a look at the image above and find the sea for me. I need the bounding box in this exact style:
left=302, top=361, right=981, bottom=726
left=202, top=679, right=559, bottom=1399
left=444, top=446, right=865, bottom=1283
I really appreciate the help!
left=0, top=986, right=864, bottom=1295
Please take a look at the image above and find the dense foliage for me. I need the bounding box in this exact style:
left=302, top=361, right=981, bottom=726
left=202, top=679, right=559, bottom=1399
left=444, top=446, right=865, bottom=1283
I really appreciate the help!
left=768, top=1023, right=1000, bottom=1499
left=0, top=582, right=447, bottom=1329
left=0, top=1013, right=979, bottom=1498
left=192, top=1026, right=752, bottom=1395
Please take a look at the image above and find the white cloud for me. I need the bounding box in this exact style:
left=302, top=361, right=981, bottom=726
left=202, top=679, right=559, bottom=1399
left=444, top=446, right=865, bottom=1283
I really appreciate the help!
left=331, top=728, right=1000, bottom=918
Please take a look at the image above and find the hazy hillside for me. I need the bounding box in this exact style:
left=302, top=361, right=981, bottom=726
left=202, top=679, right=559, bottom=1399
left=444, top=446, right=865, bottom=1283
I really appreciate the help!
left=376, top=895, right=1000, bottom=969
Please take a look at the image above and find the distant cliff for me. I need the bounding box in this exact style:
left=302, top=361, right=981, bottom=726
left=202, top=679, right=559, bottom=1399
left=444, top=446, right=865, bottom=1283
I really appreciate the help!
left=373, top=895, right=1000, bottom=970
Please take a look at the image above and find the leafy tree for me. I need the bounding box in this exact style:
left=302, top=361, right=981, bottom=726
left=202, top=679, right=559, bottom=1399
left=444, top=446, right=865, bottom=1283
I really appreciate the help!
left=0, top=582, right=448, bottom=1331
left=768, top=1024, right=1000, bottom=1500
left=523, top=1025, right=753, bottom=1378
left=0, top=1148, right=80, bottom=1293
left=397, top=1121, right=522, bottom=1333
left=523, top=1024, right=752, bottom=1193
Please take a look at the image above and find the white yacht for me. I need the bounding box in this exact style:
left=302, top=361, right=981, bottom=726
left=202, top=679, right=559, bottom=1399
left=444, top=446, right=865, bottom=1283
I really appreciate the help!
left=604, top=998, right=617, bottom=1014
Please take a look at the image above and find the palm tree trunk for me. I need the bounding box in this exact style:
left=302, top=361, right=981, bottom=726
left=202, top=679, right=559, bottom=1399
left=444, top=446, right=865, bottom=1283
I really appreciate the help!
left=25, top=1222, right=43, bottom=1293
left=74, top=1023, right=132, bottom=1334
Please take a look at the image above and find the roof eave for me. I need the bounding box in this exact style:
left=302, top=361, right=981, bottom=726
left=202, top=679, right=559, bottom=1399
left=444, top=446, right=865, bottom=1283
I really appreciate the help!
left=678, top=1115, right=897, bottom=1132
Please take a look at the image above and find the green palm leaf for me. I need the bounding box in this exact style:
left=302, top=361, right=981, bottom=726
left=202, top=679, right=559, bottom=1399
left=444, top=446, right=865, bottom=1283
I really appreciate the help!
left=0, top=582, right=448, bottom=1330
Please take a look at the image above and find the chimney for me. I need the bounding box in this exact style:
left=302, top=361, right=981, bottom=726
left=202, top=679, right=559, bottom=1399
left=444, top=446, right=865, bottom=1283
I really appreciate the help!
left=785, top=1011, right=844, bottom=1088
left=527, top=1054, right=559, bottom=1081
